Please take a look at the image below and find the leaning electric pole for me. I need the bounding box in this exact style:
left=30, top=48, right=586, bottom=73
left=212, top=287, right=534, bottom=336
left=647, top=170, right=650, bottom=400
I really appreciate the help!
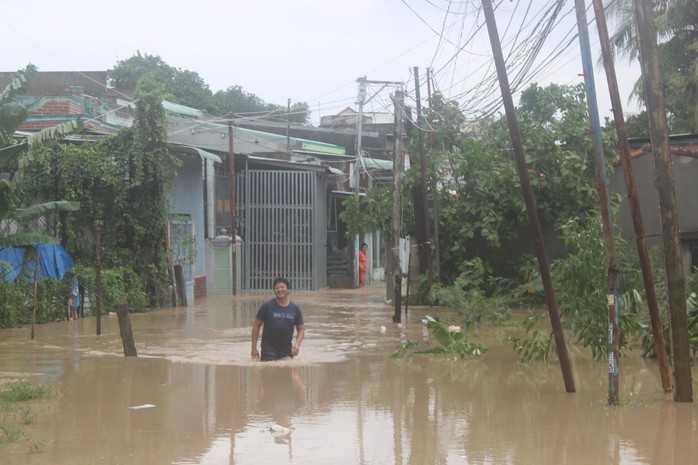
left=482, top=0, right=575, bottom=393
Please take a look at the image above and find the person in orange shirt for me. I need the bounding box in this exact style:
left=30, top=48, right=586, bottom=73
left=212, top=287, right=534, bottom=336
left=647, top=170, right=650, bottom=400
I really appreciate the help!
left=358, top=243, right=368, bottom=286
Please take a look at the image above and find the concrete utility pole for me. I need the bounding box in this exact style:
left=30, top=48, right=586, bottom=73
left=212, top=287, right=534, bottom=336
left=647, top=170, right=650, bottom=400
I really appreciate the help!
left=353, top=77, right=404, bottom=290
left=591, top=0, right=671, bottom=394
left=227, top=116, right=237, bottom=295
left=574, top=0, right=625, bottom=403
left=354, top=77, right=367, bottom=288
left=412, top=67, right=433, bottom=289
left=426, top=68, right=441, bottom=278
left=482, top=0, right=575, bottom=393
left=633, top=0, right=693, bottom=402
left=286, top=98, right=291, bottom=154
left=392, top=89, right=406, bottom=322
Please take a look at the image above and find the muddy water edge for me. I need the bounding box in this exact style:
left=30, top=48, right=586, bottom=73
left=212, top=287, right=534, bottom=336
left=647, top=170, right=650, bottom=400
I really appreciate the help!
left=0, top=285, right=697, bottom=465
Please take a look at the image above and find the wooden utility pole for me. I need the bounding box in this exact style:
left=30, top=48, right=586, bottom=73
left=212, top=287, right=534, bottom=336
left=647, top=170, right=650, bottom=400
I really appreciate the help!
left=95, top=228, right=102, bottom=336
left=392, top=89, right=405, bottom=323
left=227, top=116, right=237, bottom=295
left=31, top=250, right=39, bottom=340
left=482, top=0, right=575, bottom=393
left=633, top=0, right=692, bottom=402
left=591, top=0, right=672, bottom=393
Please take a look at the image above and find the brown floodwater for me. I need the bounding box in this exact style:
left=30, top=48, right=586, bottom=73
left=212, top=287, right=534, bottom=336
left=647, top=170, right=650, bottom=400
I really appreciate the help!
left=0, top=284, right=697, bottom=465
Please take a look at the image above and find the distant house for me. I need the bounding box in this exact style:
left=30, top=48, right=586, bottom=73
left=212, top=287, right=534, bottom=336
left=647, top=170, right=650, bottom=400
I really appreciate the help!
left=164, top=107, right=346, bottom=291
left=237, top=110, right=403, bottom=287
left=320, top=107, right=395, bottom=127
left=609, top=134, right=698, bottom=275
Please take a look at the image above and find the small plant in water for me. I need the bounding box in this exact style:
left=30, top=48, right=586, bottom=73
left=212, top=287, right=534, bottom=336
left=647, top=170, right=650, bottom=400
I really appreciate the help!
left=506, top=310, right=553, bottom=362
left=0, top=424, right=28, bottom=443
left=393, top=315, right=487, bottom=359
left=0, top=380, right=50, bottom=403
left=0, top=379, right=51, bottom=451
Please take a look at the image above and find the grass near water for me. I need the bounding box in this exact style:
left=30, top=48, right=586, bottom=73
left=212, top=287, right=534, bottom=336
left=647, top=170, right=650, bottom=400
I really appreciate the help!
left=0, top=379, right=51, bottom=452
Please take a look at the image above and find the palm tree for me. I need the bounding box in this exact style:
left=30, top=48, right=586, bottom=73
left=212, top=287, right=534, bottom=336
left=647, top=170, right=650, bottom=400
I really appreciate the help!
left=605, top=0, right=698, bottom=132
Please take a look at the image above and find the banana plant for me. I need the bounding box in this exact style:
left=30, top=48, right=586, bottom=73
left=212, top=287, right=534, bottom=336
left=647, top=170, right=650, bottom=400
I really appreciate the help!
left=0, top=64, right=81, bottom=250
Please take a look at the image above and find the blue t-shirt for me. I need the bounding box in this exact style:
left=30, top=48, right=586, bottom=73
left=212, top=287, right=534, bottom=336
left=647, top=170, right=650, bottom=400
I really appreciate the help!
left=256, top=299, right=304, bottom=360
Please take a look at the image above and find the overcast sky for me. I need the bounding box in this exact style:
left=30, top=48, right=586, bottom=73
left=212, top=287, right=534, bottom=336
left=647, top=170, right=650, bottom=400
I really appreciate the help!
left=3, top=0, right=641, bottom=125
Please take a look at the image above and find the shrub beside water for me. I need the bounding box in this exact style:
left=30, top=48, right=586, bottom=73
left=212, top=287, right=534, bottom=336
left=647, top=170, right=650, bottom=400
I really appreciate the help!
left=0, top=265, right=151, bottom=329
left=0, top=279, right=65, bottom=328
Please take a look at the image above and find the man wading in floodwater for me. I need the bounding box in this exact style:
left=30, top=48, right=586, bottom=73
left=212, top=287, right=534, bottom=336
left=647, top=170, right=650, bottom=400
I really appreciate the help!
left=251, top=277, right=305, bottom=361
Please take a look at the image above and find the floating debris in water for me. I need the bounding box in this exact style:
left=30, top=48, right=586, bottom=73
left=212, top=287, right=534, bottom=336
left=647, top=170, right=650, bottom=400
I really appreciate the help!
left=128, top=404, right=156, bottom=410
left=270, top=424, right=290, bottom=435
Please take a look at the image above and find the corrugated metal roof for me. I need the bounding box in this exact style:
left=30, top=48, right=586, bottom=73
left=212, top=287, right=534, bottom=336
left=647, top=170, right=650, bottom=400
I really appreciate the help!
left=168, top=143, right=222, bottom=163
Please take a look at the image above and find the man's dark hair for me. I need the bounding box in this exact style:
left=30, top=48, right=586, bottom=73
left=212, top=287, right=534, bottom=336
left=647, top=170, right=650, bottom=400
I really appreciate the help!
left=273, top=276, right=290, bottom=289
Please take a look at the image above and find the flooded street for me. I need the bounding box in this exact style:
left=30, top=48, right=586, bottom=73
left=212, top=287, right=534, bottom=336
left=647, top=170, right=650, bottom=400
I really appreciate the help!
left=1, top=284, right=697, bottom=465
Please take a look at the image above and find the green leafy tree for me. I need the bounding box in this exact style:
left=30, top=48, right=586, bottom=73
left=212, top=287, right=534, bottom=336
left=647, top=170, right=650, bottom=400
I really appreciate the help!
left=624, top=111, right=651, bottom=139
left=109, top=51, right=214, bottom=113
left=211, top=86, right=310, bottom=124
left=432, top=83, right=599, bottom=283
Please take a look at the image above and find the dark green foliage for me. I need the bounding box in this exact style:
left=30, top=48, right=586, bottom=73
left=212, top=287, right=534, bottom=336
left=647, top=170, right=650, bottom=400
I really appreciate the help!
left=0, top=265, right=150, bottom=329
left=422, top=83, right=599, bottom=284
left=77, top=266, right=149, bottom=314
left=430, top=257, right=512, bottom=328
left=506, top=310, right=553, bottom=362
left=339, top=186, right=394, bottom=242
left=211, top=86, right=310, bottom=124
left=0, top=279, right=67, bottom=328
left=109, top=52, right=213, bottom=113
left=519, top=215, right=643, bottom=360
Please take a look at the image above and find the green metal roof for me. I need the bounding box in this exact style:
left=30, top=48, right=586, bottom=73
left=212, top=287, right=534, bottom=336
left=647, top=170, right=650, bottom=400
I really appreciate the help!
left=300, top=140, right=346, bottom=155
left=362, top=157, right=393, bottom=171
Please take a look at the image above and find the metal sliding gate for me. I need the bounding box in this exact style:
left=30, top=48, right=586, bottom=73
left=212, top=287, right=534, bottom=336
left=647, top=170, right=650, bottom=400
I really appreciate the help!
left=237, top=170, right=319, bottom=290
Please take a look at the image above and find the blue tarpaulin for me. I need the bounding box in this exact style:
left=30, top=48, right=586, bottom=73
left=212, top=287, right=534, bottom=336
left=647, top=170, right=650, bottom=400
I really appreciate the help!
left=0, top=243, right=75, bottom=282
